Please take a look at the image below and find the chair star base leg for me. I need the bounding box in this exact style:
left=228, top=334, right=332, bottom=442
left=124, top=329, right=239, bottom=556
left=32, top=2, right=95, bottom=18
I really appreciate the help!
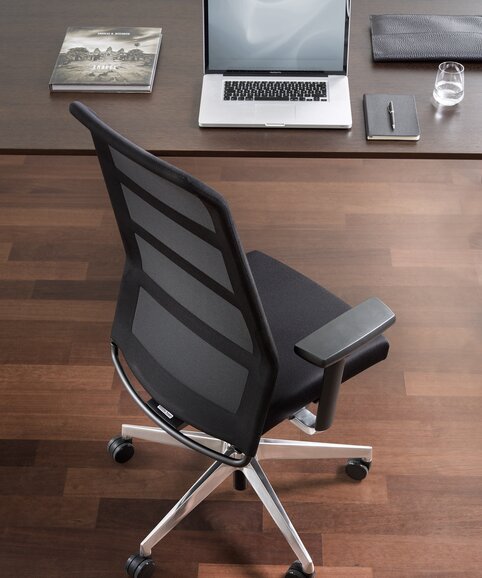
left=139, top=459, right=233, bottom=557
left=243, top=458, right=315, bottom=576
left=256, top=437, right=372, bottom=463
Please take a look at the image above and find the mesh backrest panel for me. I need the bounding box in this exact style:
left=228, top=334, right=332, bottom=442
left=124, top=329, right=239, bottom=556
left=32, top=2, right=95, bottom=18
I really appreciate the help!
left=111, top=148, right=215, bottom=231
left=133, top=288, right=248, bottom=413
left=69, top=101, right=278, bottom=457
left=136, top=234, right=253, bottom=351
left=122, top=185, right=232, bottom=290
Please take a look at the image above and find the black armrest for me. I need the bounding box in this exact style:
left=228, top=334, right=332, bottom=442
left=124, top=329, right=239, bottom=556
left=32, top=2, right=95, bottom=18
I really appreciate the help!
left=294, top=298, right=395, bottom=431
left=294, top=297, right=395, bottom=368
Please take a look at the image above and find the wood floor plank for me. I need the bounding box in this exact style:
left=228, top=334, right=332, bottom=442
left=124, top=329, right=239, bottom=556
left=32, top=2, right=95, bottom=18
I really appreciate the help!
left=0, top=391, right=121, bottom=415
left=0, top=280, right=34, bottom=298
left=404, top=371, right=482, bottom=396
left=35, top=440, right=211, bottom=471
left=0, top=364, right=114, bottom=391
left=216, top=472, right=388, bottom=505
left=391, top=248, right=482, bottom=267
left=264, top=499, right=482, bottom=537
left=1, top=225, right=118, bottom=249
left=0, top=260, right=88, bottom=280
left=0, top=320, right=111, bottom=365
left=386, top=474, right=482, bottom=506
left=239, top=223, right=474, bottom=254
left=335, top=393, right=482, bottom=427
left=0, top=242, right=12, bottom=261
left=205, top=157, right=461, bottom=184
left=322, top=534, right=482, bottom=573
left=68, top=339, right=114, bottom=365
left=198, top=564, right=373, bottom=577
left=32, top=280, right=120, bottom=301
left=0, top=208, right=105, bottom=227
left=9, top=239, right=121, bottom=263
left=0, top=415, right=148, bottom=441
left=373, top=568, right=480, bottom=578
left=0, top=155, right=25, bottom=167
left=0, top=466, right=66, bottom=496
left=0, top=527, right=166, bottom=578
left=64, top=467, right=388, bottom=506
left=152, top=530, right=323, bottom=565
left=375, top=447, right=482, bottom=476
left=0, top=496, right=99, bottom=528
left=97, top=498, right=263, bottom=532
left=64, top=467, right=226, bottom=499
left=0, top=299, right=115, bottom=321
left=0, top=440, right=38, bottom=466
left=326, top=419, right=433, bottom=449
left=0, top=337, right=71, bottom=364
left=282, top=263, right=478, bottom=288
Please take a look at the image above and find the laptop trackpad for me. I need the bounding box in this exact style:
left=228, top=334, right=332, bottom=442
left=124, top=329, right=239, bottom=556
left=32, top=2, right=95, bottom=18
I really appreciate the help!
left=255, top=103, right=295, bottom=126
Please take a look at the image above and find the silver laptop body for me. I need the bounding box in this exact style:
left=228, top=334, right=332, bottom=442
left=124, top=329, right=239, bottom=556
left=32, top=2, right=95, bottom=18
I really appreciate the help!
left=199, top=0, right=352, bottom=129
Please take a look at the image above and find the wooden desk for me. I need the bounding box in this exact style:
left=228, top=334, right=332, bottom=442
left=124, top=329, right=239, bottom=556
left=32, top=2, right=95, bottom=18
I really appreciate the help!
left=2, top=0, right=482, bottom=157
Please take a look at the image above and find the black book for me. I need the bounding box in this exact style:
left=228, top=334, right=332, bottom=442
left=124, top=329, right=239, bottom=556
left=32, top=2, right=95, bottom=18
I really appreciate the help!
left=49, top=27, right=162, bottom=93
left=363, top=94, right=420, bottom=141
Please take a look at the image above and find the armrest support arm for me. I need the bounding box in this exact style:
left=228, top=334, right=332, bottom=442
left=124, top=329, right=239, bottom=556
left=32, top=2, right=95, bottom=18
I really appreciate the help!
left=294, top=298, right=395, bottom=431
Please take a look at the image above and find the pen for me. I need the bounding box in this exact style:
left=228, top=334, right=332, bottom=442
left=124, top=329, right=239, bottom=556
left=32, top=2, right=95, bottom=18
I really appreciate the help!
left=388, top=100, right=396, bottom=130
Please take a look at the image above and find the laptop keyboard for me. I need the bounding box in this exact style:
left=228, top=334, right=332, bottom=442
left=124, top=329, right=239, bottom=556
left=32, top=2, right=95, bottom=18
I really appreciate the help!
left=223, top=80, right=327, bottom=101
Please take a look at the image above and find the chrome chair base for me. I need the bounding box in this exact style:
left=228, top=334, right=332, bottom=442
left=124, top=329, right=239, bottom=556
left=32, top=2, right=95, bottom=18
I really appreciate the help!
left=120, top=420, right=372, bottom=576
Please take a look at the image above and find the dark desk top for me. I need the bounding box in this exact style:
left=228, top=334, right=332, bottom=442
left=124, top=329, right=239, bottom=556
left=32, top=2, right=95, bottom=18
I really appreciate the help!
left=2, top=0, right=482, bottom=157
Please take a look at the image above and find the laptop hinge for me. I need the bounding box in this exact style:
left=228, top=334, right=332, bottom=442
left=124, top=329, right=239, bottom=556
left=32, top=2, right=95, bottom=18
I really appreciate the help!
left=222, top=71, right=330, bottom=77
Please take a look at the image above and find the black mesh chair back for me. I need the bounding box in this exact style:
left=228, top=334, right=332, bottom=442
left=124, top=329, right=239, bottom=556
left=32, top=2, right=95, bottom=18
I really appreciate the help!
left=70, top=102, right=278, bottom=458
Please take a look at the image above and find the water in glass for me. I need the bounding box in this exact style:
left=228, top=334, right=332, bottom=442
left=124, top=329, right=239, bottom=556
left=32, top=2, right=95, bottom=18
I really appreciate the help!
left=433, top=80, right=464, bottom=106
left=433, top=62, right=464, bottom=106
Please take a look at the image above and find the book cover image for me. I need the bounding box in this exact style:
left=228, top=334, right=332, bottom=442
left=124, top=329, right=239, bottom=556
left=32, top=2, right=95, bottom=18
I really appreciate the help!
left=50, top=27, right=162, bottom=90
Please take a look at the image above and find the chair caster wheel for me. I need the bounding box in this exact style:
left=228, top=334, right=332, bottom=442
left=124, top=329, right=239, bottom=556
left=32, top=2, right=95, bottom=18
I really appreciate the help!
left=108, top=436, right=134, bottom=464
left=345, top=458, right=371, bottom=481
left=125, top=554, right=155, bottom=578
left=285, top=560, right=315, bottom=578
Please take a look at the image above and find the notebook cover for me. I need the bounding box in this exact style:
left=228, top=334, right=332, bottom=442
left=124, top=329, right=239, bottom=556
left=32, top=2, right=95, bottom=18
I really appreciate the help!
left=363, top=94, right=420, bottom=141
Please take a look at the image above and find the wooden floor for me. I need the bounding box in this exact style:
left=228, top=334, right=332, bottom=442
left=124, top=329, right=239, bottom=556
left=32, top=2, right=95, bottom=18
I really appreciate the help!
left=1, top=155, right=481, bottom=578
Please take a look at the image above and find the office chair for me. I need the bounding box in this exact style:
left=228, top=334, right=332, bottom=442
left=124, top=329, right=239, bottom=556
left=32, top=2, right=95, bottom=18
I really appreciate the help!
left=70, top=101, right=395, bottom=578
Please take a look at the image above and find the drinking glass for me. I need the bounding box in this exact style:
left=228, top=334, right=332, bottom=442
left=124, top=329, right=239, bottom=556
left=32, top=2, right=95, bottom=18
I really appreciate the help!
left=433, top=61, right=464, bottom=106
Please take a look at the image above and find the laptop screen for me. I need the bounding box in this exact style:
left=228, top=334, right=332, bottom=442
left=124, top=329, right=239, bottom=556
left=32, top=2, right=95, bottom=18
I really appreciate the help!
left=204, top=0, right=350, bottom=75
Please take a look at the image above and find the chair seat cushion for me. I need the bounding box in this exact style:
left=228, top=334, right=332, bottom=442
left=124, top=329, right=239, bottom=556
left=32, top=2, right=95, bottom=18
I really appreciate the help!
left=247, top=251, right=389, bottom=433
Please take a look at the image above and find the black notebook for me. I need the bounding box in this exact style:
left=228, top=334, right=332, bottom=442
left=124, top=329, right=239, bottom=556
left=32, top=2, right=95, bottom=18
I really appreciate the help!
left=363, top=94, right=420, bottom=141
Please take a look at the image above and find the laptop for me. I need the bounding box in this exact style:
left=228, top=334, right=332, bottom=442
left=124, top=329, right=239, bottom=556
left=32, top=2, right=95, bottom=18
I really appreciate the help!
left=199, top=0, right=352, bottom=129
